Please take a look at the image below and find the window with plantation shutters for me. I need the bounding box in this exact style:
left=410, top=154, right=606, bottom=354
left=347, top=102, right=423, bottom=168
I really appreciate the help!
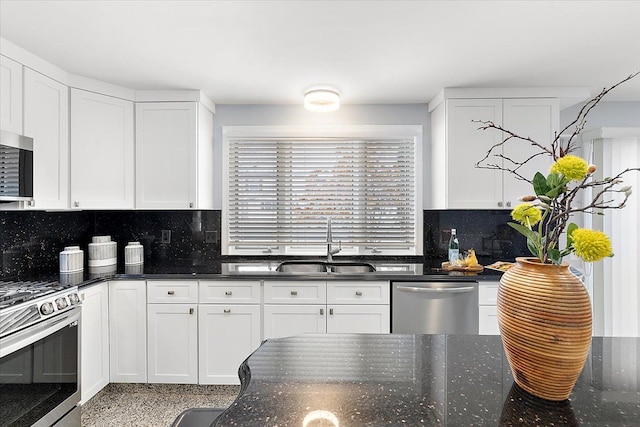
left=223, top=126, right=422, bottom=256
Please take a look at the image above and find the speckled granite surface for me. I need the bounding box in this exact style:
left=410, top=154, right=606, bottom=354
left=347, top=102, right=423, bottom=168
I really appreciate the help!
left=214, top=334, right=640, bottom=426
left=81, top=383, right=239, bottom=427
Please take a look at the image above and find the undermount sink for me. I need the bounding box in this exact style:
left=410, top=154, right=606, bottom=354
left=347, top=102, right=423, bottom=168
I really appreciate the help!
left=275, top=261, right=376, bottom=274
left=328, top=262, right=376, bottom=273
left=275, top=261, right=328, bottom=273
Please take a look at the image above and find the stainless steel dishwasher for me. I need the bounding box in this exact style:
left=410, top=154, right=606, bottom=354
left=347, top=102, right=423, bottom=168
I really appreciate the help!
left=392, top=281, right=479, bottom=334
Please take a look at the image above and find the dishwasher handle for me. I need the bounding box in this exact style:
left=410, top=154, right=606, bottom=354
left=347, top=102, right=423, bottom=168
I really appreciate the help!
left=396, top=284, right=475, bottom=294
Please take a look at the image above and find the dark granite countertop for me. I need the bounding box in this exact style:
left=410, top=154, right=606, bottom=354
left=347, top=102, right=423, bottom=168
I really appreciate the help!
left=1, top=261, right=505, bottom=287
left=214, top=334, right=639, bottom=426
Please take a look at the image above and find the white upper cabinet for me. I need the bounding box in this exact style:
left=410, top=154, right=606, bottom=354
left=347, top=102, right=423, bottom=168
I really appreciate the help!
left=70, top=88, right=134, bottom=209
left=23, top=68, right=69, bottom=209
left=501, top=98, right=559, bottom=204
left=430, top=95, right=559, bottom=209
left=135, top=102, right=214, bottom=209
left=0, top=55, right=23, bottom=134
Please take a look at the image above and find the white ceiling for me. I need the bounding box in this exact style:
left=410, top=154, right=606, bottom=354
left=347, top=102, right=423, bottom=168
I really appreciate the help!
left=1, top=0, right=640, bottom=106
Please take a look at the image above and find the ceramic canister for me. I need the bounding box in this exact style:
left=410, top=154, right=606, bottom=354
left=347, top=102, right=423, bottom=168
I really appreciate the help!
left=59, top=245, right=84, bottom=273
left=88, top=235, right=117, bottom=267
left=125, top=241, right=144, bottom=265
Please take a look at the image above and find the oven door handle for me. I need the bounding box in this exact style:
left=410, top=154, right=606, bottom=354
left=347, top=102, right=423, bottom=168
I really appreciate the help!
left=0, top=307, right=81, bottom=358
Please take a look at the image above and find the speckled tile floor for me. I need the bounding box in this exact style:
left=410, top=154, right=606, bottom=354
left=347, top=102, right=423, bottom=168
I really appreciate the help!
left=81, top=384, right=240, bottom=427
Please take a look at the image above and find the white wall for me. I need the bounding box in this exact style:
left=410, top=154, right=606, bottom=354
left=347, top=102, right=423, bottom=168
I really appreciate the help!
left=561, top=101, right=640, bottom=129
left=212, top=104, right=430, bottom=208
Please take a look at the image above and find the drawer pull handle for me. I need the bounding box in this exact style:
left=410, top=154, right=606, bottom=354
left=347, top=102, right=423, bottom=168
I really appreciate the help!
left=225, top=291, right=233, bottom=296
left=224, top=309, right=231, bottom=313
left=189, top=308, right=194, bottom=315
left=355, top=291, right=363, bottom=296
left=291, top=291, right=298, bottom=296
left=167, top=291, right=175, bottom=295
left=329, top=308, right=334, bottom=315
left=320, top=308, right=324, bottom=315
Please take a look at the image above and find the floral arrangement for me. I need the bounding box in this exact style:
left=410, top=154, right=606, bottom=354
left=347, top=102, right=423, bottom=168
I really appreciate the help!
left=476, top=72, right=639, bottom=265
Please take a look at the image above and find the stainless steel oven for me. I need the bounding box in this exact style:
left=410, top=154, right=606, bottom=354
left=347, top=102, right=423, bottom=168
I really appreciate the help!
left=0, top=281, right=81, bottom=427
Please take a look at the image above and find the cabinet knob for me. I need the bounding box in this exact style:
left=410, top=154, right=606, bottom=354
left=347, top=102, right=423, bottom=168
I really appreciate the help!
left=506, top=201, right=512, bottom=207
left=167, top=290, right=175, bottom=295
left=497, top=201, right=503, bottom=207
left=291, top=290, right=298, bottom=296
left=189, top=308, right=194, bottom=315
left=320, top=308, right=324, bottom=315
left=329, top=308, right=334, bottom=315
left=355, top=291, right=363, bottom=296
left=74, top=201, right=80, bottom=207
left=28, top=200, right=34, bottom=206
left=225, top=291, right=233, bottom=296
left=224, top=308, right=231, bottom=313
left=189, top=202, right=194, bottom=208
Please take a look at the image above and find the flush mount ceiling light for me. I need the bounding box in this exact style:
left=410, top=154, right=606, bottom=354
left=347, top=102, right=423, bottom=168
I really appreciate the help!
left=304, top=87, right=340, bottom=112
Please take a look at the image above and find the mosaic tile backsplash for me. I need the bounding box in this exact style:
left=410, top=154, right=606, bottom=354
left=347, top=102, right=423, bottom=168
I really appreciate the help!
left=1, top=209, right=527, bottom=276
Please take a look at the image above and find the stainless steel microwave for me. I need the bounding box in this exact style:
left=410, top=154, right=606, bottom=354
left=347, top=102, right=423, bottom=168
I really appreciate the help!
left=0, top=130, right=34, bottom=201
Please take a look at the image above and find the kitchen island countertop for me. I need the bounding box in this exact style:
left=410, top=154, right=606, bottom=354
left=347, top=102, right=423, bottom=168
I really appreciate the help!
left=213, top=334, right=639, bottom=426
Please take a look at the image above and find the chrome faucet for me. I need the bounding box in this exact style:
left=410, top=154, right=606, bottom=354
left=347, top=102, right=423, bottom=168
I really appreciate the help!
left=326, top=217, right=341, bottom=262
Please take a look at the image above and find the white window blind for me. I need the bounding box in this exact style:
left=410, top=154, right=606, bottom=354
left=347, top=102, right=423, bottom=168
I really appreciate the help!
left=226, top=137, right=417, bottom=255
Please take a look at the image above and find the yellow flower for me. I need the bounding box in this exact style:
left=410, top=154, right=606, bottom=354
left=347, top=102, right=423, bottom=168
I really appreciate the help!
left=572, top=228, right=612, bottom=262
left=550, top=155, right=589, bottom=181
left=511, top=203, right=542, bottom=226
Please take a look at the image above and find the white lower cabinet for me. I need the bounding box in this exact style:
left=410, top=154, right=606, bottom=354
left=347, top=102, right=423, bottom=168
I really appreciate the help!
left=198, top=280, right=261, bottom=385
left=263, top=304, right=327, bottom=338
left=326, top=305, right=390, bottom=334
left=79, top=282, right=109, bottom=404
left=327, top=281, right=390, bottom=334
left=109, top=280, right=147, bottom=383
left=147, top=281, right=198, bottom=384
left=263, top=280, right=390, bottom=338
left=478, top=281, right=500, bottom=335
left=147, top=304, right=198, bottom=384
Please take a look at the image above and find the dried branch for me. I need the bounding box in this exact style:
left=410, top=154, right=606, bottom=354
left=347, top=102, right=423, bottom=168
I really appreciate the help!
left=473, top=71, right=640, bottom=264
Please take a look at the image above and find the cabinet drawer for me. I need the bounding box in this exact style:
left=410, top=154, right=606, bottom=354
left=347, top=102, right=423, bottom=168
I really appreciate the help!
left=147, top=281, right=198, bottom=303
left=478, top=282, right=499, bottom=305
left=199, top=280, right=261, bottom=304
left=264, top=281, right=326, bottom=304
left=327, top=281, right=389, bottom=305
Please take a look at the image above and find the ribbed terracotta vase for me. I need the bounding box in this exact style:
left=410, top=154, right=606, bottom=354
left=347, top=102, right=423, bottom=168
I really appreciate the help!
left=497, top=257, right=592, bottom=401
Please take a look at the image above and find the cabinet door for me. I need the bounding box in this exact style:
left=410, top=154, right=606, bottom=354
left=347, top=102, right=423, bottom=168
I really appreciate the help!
left=80, top=282, right=109, bottom=403
left=263, top=305, right=326, bottom=339
left=70, top=89, right=134, bottom=209
left=23, top=68, right=69, bottom=209
left=326, top=305, right=390, bottom=334
left=135, top=102, right=197, bottom=209
left=147, top=304, right=198, bottom=384
left=502, top=98, right=559, bottom=206
left=109, top=280, right=146, bottom=383
left=446, top=99, right=503, bottom=208
left=478, top=305, right=500, bottom=335
left=0, top=55, right=23, bottom=134
left=199, top=304, right=261, bottom=385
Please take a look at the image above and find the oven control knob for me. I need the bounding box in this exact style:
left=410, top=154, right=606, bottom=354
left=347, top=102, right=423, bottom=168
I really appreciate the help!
left=40, top=302, right=55, bottom=315
left=68, top=293, right=80, bottom=305
left=55, top=297, right=69, bottom=310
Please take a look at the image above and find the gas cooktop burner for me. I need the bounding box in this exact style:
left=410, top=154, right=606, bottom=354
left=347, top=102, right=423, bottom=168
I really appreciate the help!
left=0, top=280, right=66, bottom=309
left=0, top=280, right=81, bottom=338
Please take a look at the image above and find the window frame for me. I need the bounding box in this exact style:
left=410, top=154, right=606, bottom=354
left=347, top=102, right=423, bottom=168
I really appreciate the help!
left=222, top=125, right=423, bottom=256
